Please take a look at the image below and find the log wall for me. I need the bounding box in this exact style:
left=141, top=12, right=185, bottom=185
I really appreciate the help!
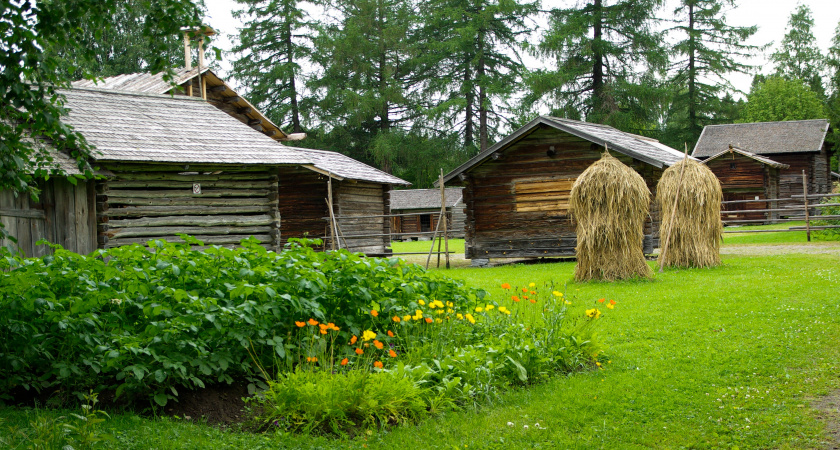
left=462, top=125, right=660, bottom=259
left=97, top=164, right=280, bottom=249
left=0, top=178, right=96, bottom=256
left=277, top=167, right=330, bottom=247
left=706, top=153, right=769, bottom=222
left=334, top=181, right=391, bottom=255
left=774, top=149, right=831, bottom=198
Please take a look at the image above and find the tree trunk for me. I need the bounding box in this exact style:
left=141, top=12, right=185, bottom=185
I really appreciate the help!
left=464, top=54, right=474, bottom=149
left=478, top=28, right=488, bottom=152
left=592, top=0, right=604, bottom=116
left=688, top=1, right=697, bottom=139
left=285, top=20, right=303, bottom=133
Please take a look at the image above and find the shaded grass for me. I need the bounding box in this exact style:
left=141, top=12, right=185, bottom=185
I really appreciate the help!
left=3, top=253, right=839, bottom=449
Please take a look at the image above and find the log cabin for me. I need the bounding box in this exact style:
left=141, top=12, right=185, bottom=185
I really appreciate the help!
left=692, top=120, right=833, bottom=199
left=440, top=116, right=685, bottom=262
left=389, top=188, right=466, bottom=241
left=702, top=146, right=789, bottom=222
left=1, top=87, right=408, bottom=256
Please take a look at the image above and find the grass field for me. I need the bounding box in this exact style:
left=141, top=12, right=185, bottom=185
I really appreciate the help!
left=3, top=250, right=839, bottom=449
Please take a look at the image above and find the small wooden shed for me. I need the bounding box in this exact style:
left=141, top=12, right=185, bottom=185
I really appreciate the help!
left=440, top=116, right=685, bottom=261
left=693, top=119, right=833, bottom=197
left=702, top=146, right=789, bottom=221
left=389, top=188, right=466, bottom=240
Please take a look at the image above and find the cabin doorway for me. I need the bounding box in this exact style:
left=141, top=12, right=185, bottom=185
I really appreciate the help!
left=420, top=214, right=431, bottom=232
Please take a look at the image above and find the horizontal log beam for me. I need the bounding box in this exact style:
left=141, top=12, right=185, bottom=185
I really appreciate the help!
left=104, top=188, right=270, bottom=198
left=111, top=173, right=271, bottom=182
left=105, top=180, right=274, bottom=189
left=107, top=225, right=270, bottom=239
left=106, top=197, right=274, bottom=207
left=105, top=234, right=272, bottom=248
left=101, top=205, right=272, bottom=218
left=107, top=214, right=273, bottom=228
left=0, top=208, right=45, bottom=219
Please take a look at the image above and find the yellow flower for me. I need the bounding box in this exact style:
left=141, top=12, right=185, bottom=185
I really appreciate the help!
left=475, top=307, right=484, bottom=313
left=498, top=306, right=511, bottom=315
left=485, top=305, right=495, bottom=311
left=362, top=330, right=377, bottom=341
left=456, top=313, right=464, bottom=320
left=552, top=291, right=563, bottom=297
left=446, top=301, right=454, bottom=308
left=465, top=313, right=475, bottom=324
left=435, top=318, right=443, bottom=323
left=403, top=315, right=412, bottom=321
left=528, top=282, right=536, bottom=288
left=433, top=300, right=444, bottom=308
left=418, top=299, right=426, bottom=306
left=446, top=308, right=453, bottom=313
left=436, top=309, right=444, bottom=315
left=564, top=300, right=572, bottom=305
left=606, top=304, right=614, bottom=309
left=585, top=308, right=602, bottom=319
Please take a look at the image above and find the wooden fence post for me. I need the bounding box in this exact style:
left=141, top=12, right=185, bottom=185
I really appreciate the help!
left=802, top=170, right=811, bottom=242
left=441, top=169, right=450, bottom=269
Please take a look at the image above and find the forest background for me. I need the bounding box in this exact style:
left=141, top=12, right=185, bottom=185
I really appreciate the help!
left=7, top=0, right=840, bottom=189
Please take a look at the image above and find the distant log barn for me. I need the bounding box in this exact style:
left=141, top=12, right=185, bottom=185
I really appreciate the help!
left=389, top=188, right=466, bottom=241
left=441, top=116, right=685, bottom=261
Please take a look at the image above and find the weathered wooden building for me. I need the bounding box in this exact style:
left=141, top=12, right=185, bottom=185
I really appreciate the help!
left=275, top=149, right=409, bottom=255
left=702, top=146, right=789, bottom=221
left=692, top=119, right=833, bottom=198
left=2, top=87, right=408, bottom=256
left=440, top=116, right=685, bottom=261
left=389, top=188, right=466, bottom=240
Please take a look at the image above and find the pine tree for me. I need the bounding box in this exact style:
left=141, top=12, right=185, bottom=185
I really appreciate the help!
left=825, top=20, right=840, bottom=162
left=231, top=0, right=314, bottom=133
left=662, top=0, right=760, bottom=149
left=770, top=4, right=825, bottom=97
left=526, top=0, right=667, bottom=132
left=417, top=0, right=537, bottom=152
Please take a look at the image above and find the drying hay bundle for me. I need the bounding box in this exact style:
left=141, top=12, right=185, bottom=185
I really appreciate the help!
left=569, top=152, right=653, bottom=281
left=656, top=158, right=723, bottom=268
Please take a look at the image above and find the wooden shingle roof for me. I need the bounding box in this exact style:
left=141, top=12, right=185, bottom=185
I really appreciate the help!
left=288, top=147, right=410, bottom=185
left=442, top=116, right=686, bottom=185
left=390, top=188, right=463, bottom=210
left=60, top=88, right=309, bottom=165
left=692, top=119, right=830, bottom=158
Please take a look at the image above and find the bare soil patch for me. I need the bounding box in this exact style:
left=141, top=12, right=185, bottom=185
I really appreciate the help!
left=164, top=382, right=251, bottom=426
left=814, top=390, right=840, bottom=449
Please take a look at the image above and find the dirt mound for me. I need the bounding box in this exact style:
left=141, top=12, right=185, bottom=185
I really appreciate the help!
left=164, top=382, right=252, bottom=426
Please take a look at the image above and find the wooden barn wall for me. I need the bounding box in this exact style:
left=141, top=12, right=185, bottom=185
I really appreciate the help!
left=706, top=154, right=768, bottom=222
left=0, top=178, right=96, bottom=257
left=335, top=181, right=390, bottom=255
left=463, top=125, right=661, bottom=259
left=450, top=200, right=467, bottom=238
left=773, top=153, right=830, bottom=198
left=97, top=164, right=279, bottom=249
left=391, top=207, right=466, bottom=239
left=277, top=167, right=329, bottom=247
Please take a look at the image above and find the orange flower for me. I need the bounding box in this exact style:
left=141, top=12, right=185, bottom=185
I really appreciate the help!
left=598, top=298, right=605, bottom=303
left=340, top=358, right=349, bottom=366
left=350, top=335, right=358, bottom=344
left=523, top=296, right=529, bottom=300
left=424, top=317, right=433, bottom=323
left=387, top=330, right=395, bottom=337
left=501, top=283, right=511, bottom=290
left=512, top=296, right=521, bottom=302
left=529, top=299, right=537, bottom=304
left=355, top=348, right=364, bottom=355
left=392, top=316, right=401, bottom=322
left=295, top=321, right=306, bottom=327
left=374, top=361, right=383, bottom=369
left=371, top=309, right=379, bottom=317
left=373, top=340, right=384, bottom=349
left=609, top=299, right=616, bottom=305
left=389, top=349, right=397, bottom=358
left=320, top=329, right=327, bottom=335
left=530, top=291, right=536, bottom=295
left=307, top=318, right=319, bottom=326
left=327, top=322, right=339, bottom=331
left=521, top=287, right=528, bottom=293
left=306, top=356, right=318, bottom=362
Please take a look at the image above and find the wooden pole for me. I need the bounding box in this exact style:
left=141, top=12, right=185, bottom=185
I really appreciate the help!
left=425, top=212, right=444, bottom=270
left=802, top=170, right=811, bottom=242
left=441, top=169, right=450, bottom=269
left=327, top=174, right=336, bottom=250
left=658, top=144, right=690, bottom=273
left=436, top=219, right=442, bottom=268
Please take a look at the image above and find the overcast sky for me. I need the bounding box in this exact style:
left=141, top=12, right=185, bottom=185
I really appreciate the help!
left=201, top=0, right=840, bottom=96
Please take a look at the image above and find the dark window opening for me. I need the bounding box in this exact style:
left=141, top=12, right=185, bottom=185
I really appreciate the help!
left=420, top=214, right=431, bottom=232
left=730, top=163, right=737, bottom=170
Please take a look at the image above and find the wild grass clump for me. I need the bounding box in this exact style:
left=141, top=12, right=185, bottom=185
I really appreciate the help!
left=569, top=152, right=652, bottom=281
left=656, top=158, right=723, bottom=268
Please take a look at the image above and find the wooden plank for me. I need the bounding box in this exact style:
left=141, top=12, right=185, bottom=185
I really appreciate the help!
left=107, top=214, right=273, bottom=228
left=0, top=208, right=45, bottom=219
left=103, top=205, right=272, bottom=217
left=103, top=188, right=270, bottom=198
left=107, top=225, right=271, bottom=238
left=106, top=197, right=275, bottom=207
left=74, top=180, right=91, bottom=253
left=105, top=180, right=274, bottom=189
left=112, top=173, right=271, bottom=182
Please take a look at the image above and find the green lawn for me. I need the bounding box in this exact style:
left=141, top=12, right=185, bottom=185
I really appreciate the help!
left=722, top=221, right=812, bottom=245
left=3, top=252, right=839, bottom=449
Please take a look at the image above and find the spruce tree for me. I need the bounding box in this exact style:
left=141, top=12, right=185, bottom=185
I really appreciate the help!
left=231, top=0, right=314, bottom=133
left=526, top=0, right=667, bottom=132
left=662, top=0, right=760, bottom=149
left=417, top=0, right=537, bottom=152
left=825, top=20, right=840, bottom=160
left=770, top=4, right=825, bottom=97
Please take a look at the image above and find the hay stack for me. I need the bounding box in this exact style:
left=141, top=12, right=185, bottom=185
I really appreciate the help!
left=569, top=152, right=653, bottom=281
left=656, top=158, right=723, bottom=268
